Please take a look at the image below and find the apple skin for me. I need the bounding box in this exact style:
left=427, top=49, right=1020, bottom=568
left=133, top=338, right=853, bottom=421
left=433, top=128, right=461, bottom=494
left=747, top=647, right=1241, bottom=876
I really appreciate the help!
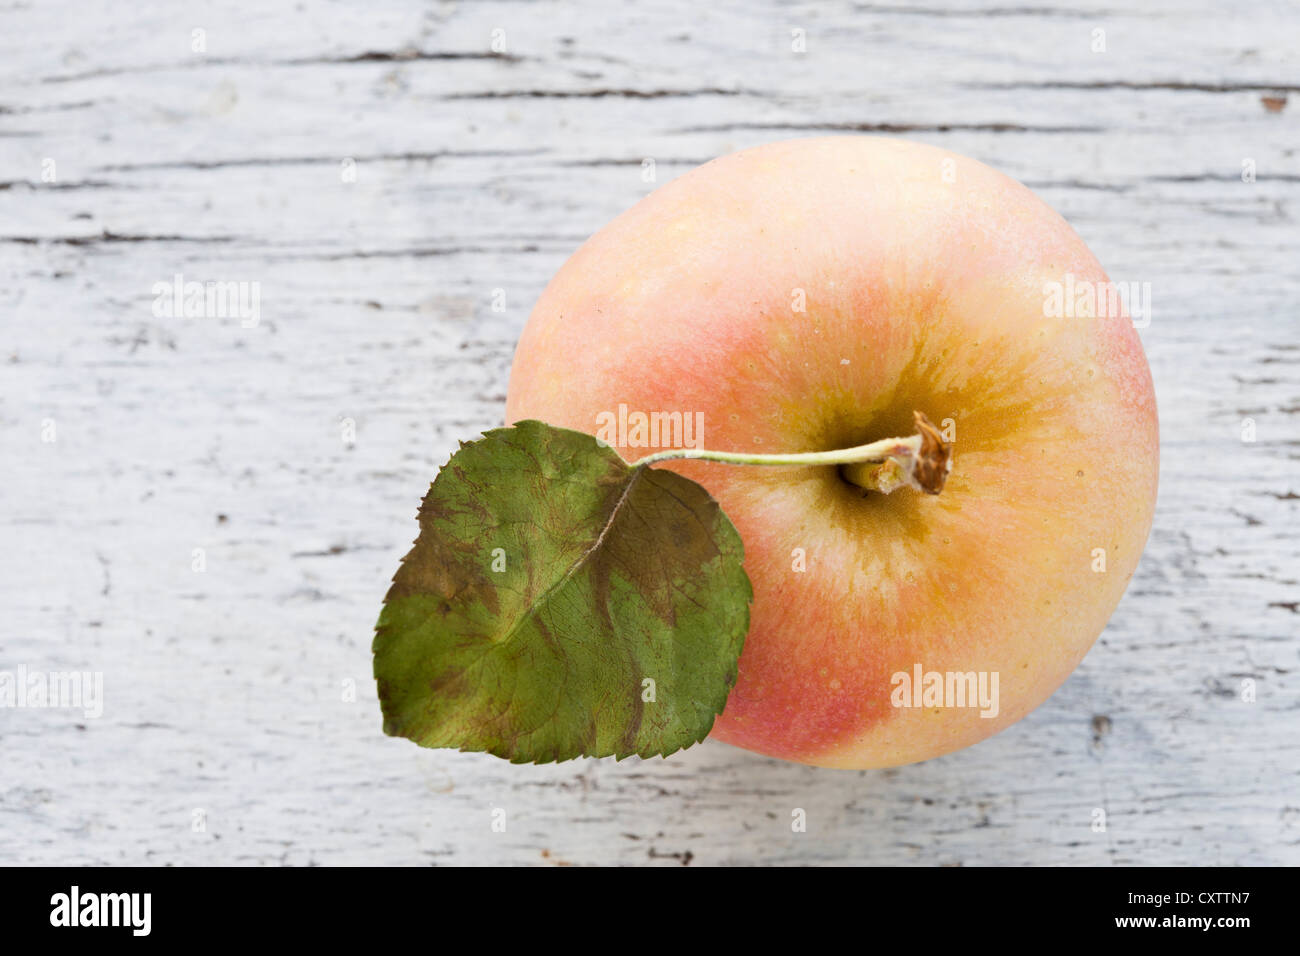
left=505, top=137, right=1158, bottom=769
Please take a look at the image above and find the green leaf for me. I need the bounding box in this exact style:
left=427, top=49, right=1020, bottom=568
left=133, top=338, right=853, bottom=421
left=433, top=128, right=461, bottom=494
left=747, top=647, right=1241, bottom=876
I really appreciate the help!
left=373, top=420, right=752, bottom=763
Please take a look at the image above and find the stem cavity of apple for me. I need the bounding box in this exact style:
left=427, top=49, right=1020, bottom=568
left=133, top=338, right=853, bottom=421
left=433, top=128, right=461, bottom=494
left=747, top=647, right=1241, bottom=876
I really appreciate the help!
left=636, top=410, right=953, bottom=496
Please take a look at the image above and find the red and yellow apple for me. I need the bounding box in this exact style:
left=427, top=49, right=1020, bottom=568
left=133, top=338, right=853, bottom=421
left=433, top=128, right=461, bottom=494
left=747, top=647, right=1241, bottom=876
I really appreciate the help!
left=505, top=137, right=1158, bottom=769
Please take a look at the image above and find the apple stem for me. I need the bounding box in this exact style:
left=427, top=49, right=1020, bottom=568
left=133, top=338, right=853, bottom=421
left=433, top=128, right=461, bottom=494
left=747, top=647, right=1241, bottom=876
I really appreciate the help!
left=635, top=410, right=953, bottom=495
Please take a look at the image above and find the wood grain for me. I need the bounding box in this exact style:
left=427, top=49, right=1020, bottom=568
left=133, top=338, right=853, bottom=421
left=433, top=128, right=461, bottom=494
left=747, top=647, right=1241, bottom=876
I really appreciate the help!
left=1, top=0, right=1296, bottom=865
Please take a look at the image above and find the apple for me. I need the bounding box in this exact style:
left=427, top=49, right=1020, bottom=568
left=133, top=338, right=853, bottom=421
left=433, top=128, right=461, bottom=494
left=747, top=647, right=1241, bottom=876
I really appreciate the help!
left=504, top=136, right=1158, bottom=768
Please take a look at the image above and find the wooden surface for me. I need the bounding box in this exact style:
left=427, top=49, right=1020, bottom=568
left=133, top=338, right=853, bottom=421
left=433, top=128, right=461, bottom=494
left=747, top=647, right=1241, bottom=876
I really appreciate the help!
left=2, top=0, right=1297, bottom=866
